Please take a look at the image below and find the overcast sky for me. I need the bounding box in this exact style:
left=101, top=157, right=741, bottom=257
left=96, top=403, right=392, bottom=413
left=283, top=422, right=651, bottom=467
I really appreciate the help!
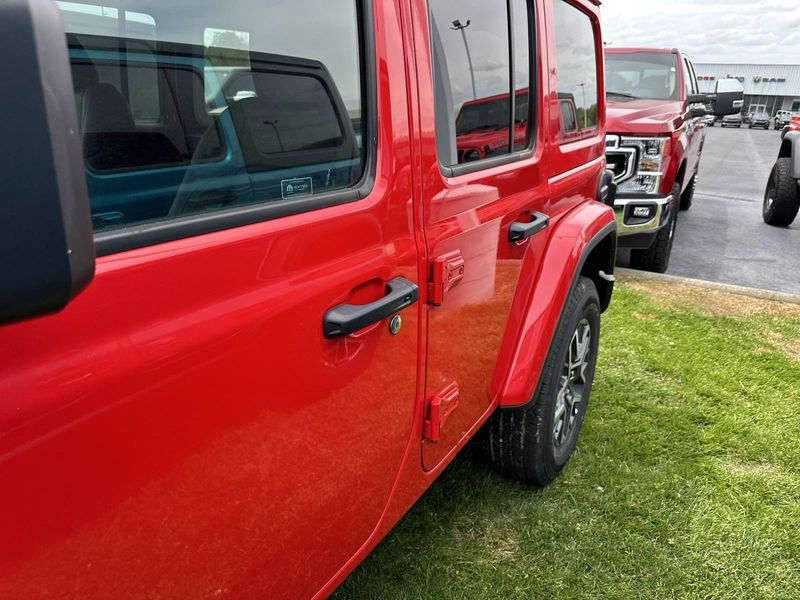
left=601, top=0, right=800, bottom=65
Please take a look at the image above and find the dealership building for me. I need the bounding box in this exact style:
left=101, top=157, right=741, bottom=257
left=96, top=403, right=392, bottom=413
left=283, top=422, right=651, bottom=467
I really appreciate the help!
left=695, top=63, right=800, bottom=116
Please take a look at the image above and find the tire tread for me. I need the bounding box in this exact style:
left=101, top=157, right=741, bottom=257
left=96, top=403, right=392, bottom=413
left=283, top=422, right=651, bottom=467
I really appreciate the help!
left=484, top=277, right=600, bottom=487
left=763, top=158, right=800, bottom=227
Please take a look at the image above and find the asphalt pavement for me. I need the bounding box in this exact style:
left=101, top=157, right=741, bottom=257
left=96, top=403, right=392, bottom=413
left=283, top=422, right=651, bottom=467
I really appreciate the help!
left=622, top=124, right=800, bottom=294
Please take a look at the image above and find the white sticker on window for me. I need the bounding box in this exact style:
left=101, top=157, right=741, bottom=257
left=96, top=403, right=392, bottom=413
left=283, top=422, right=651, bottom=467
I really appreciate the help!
left=281, top=177, right=314, bottom=199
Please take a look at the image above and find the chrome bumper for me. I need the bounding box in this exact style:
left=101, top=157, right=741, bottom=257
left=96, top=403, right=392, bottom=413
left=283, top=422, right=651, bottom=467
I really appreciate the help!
left=613, top=194, right=673, bottom=236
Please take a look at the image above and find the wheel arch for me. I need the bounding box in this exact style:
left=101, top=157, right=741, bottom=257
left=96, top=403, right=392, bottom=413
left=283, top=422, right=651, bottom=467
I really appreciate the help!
left=495, top=204, right=617, bottom=409
left=780, top=131, right=800, bottom=179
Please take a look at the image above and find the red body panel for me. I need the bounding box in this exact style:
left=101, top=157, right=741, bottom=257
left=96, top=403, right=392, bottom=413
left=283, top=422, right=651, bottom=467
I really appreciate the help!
left=497, top=199, right=614, bottom=407
left=0, top=1, right=615, bottom=598
left=0, top=3, right=420, bottom=598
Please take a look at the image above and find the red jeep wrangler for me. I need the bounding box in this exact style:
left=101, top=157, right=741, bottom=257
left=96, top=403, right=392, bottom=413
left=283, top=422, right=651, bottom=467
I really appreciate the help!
left=604, top=48, right=743, bottom=272
left=455, top=90, right=529, bottom=162
left=0, top=0, right=616, bottom=598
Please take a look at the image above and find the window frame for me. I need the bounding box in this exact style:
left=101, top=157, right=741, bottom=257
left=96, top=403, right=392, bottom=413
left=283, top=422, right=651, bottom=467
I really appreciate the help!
left=687, top=59, right=700, bottom=97
left=91, top=0, right=376, bottom=257
left=430, top=0, right=538, bottom=178
left=683, top=57, right=698, bottom=96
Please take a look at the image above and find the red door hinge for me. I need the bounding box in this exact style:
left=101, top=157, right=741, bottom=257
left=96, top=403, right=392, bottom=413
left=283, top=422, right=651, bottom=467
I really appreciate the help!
left=423, top=382, right=460, bottom=443
left=427, top=250, right=465, bottom=307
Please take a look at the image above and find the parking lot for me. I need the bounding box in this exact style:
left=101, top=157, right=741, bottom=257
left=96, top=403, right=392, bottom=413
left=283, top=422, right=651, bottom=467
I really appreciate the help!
left=664, top=125, right=800, bottom=294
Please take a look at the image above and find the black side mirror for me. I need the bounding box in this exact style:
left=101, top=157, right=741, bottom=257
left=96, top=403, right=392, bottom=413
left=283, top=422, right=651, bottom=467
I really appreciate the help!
left=0, top=0, right=94, bottom=325
left=597, top=170, right=617, bottom=207
left=709, top=78, right=745, bottom=117
left=690, top=106, right=707, bottom=119
left=688, top=94, right=709, bottom=105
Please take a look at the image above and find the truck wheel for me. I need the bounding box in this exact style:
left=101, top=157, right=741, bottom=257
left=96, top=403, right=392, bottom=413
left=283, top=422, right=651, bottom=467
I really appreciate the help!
left=680, top=175, right=696, bottom=211
left=630, top=184, right=680, bottom=273
left=763, top=158, right=800, bottom=227
left=484, top=277, right=601, bottom=487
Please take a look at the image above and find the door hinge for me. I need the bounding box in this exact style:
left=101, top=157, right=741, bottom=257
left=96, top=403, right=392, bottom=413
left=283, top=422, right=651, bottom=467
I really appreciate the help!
left=423, top=382, right=460, bottom=443
left=427, top=250, right=465, bottom=307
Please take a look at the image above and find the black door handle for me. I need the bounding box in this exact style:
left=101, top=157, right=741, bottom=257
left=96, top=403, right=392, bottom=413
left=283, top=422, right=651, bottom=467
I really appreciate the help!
left=508, top=212, right=550, bottom=243
left=323, top=277, right=419, bottom=339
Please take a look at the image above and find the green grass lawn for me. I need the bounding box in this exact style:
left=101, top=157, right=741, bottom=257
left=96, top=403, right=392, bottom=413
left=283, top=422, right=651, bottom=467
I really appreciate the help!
left=336, top=280, right=800, bottom=600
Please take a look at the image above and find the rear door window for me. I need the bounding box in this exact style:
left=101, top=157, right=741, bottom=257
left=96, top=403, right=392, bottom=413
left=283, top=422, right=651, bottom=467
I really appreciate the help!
left=429, top=0, right=535, bottom=169
left=553, top=0, right=599, bottom=141
left=55, top=0, right=367, bottom=235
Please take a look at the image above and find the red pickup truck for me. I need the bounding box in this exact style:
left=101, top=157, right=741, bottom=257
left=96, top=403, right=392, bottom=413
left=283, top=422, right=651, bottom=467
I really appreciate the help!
left=0, top=0, right=615, bottom=598
left=604, top=48, right=743, bottom=272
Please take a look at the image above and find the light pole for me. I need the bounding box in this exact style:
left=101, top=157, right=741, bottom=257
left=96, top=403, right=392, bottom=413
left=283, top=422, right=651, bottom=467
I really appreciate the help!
left=451, top=19, right=477, bottom=100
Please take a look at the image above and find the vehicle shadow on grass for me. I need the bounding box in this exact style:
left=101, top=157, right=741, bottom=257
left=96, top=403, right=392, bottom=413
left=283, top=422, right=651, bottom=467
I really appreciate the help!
left=336, top=284, right=800, bottom=600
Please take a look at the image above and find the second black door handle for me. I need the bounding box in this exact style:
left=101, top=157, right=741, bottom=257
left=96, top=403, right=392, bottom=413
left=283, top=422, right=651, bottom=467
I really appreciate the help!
left=508, top=212, right=550, bottom=243
left=323, top=277, right=419, bottom=339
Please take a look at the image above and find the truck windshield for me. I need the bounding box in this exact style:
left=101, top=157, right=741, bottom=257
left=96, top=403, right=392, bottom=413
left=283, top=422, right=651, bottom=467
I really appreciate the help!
left=605, top=52, right=679, bottom=101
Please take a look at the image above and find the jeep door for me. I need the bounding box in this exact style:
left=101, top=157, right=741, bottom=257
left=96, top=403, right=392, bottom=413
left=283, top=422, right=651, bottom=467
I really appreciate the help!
left=0, top=2, right=419, bottom=598
left=414, top=0, right=605, bottom=470
left=415, top=0, right=551, bottom=469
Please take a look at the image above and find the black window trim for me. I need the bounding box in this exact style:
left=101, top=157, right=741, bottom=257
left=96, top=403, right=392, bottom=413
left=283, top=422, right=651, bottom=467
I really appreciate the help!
left=93, top=0, right=376, bottom=258
left=434, top=0, right=538, bottom=179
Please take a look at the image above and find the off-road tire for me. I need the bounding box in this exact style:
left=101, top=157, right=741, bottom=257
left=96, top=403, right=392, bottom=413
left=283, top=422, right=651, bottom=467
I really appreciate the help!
left=483, top=277, right=601, bottom=487
left=680, top=175, right=696, bottom=211
left=630, top=183, right=680, bottom=273
left=763, top=158, right=800, bottom=227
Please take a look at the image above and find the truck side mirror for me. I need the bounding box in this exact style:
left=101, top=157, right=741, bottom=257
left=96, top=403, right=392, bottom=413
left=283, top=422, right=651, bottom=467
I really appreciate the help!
left=688, top=94, right=709, bottom=105
left=597, top=170, right=617, bottom=207
left=0, top=0, right=95, bottom=326
left=690, top=106, right=707, bottom=119
left=710, top=78, right=745, bottom=117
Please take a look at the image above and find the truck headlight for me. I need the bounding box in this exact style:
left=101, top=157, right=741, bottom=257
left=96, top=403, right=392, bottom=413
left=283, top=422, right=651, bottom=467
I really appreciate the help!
left=617, top=137, right=671, bottom=195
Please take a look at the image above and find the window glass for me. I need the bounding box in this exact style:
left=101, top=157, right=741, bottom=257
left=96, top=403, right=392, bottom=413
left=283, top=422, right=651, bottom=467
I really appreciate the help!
left=683, top=59, right=697, bottom=96
left=56, top=0, right=366, bottom=233
left=430, top=0, right=512, bottom=166
left=204, top=29, right=251, bottom=104
left=559, top=97, right=577, bottom=133
left=553, top=1, right=599, bottom=140
left=687, top=60, right=700, bottom=96
left=605, top=52, right=678, bottom=102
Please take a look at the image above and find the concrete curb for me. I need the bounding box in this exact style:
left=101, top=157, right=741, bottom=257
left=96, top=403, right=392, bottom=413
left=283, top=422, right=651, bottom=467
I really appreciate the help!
left=615, top=268, right=800, bottom=306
